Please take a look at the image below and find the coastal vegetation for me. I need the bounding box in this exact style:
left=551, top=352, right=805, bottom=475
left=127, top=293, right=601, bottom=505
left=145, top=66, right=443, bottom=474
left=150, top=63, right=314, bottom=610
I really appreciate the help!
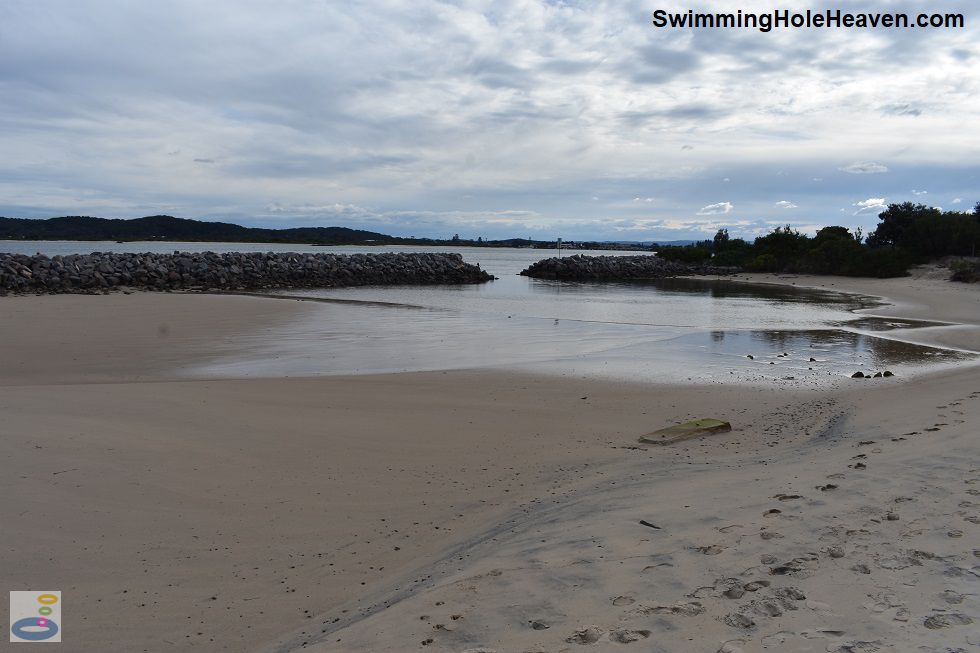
left=656, top=202, right=980, bottom=278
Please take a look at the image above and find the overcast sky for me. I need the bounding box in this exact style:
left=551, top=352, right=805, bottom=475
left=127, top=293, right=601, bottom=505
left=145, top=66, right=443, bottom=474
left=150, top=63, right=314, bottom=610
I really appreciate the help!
left=1, top=1, right=977, bottom=240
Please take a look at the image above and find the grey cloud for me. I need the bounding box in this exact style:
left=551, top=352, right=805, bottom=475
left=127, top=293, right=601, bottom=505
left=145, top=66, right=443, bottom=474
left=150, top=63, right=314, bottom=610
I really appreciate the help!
left=467, top=58, right=534, bottom=90
left=540, top=59, right=599, bottom=75
left=630, top=43, right=701, bottom=84
left=881, top=104, right=922, bottom=117
left=227, top=153, right=415, bottom=179
left=619, top=104, right=728, bottom=127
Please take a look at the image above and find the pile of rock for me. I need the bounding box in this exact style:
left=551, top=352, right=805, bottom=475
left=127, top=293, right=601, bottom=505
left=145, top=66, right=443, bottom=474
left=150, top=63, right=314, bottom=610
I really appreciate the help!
left=519, top=254, right=738, bottom=281
left=0, top=251, right=495, bottom=295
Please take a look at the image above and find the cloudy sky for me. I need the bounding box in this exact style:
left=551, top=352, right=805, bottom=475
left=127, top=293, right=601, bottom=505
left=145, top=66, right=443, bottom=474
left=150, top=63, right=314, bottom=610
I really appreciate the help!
left=1, top=1, right=978, bottom=240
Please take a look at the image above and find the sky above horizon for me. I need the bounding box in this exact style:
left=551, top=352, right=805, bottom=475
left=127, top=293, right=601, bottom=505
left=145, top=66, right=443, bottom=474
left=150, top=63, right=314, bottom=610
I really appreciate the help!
left=1, top=1, right=978, bottom=241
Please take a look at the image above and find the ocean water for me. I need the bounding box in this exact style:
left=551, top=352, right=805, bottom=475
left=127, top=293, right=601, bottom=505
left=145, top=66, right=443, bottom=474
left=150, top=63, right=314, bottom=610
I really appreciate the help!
left=6, top=241, right=973, bottom=384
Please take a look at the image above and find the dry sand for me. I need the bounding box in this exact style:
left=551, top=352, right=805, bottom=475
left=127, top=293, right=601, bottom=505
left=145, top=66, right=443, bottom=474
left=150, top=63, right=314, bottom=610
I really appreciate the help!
left=1, top=270, right=978, bottom=653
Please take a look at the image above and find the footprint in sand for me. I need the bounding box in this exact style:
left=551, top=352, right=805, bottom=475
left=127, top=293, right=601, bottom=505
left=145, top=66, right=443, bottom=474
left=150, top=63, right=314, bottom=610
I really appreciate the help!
left=697, top=544, right=726, bottom=555
left=608, top=628, right=650, bottom=643
left=826, top=640, right=883, bottom=652
left=771, top=557, right=817, bottom=577
left=611, top=595, right=634, bottom=606
left=724, top=586, right=746, bottom=599
left=867, top=591, right=903, bottom=614
left=940, top=590, right=964, bottom=604
left=726, top=587, right=805, bottom=630
left=636, top=601, right=705, bottom=617
left=923, top=613, right=973, bottom=629
left=723, top=612, right=755, bottom=629
left=743, top=580, right=771, bottom=592
left=760, top=630, right=796, bottom=648
left=565, top=625, right=603, bottom=644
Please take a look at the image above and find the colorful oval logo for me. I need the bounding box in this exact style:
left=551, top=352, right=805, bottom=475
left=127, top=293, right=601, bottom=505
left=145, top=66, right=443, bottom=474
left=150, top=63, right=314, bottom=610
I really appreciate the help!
left=9, top=591, right=62, bottom=643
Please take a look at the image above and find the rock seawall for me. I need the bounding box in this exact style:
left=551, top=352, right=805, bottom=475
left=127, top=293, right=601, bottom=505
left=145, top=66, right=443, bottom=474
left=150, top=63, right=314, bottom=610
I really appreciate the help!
left=0, top=251, right=494, bottom=295
left=519, top=254, right=738, bottom=280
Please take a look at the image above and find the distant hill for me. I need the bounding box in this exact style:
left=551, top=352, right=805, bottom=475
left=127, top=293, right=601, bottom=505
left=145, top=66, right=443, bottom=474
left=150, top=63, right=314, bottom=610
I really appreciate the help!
left=0, top=215, right=654, bottom=250
left=649, top=240, right=696, bottom=247
left=0, top=215, right=411, bottom=245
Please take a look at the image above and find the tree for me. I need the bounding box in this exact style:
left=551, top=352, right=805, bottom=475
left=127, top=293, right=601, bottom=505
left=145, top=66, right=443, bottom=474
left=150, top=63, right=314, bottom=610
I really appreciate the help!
left=712, top=228, right=730, bottom=250
left=866, top=202, right=940, bottom=249
left=803, top=227, right=863, bottom=274
left=747, top=226, right=810, bottom=271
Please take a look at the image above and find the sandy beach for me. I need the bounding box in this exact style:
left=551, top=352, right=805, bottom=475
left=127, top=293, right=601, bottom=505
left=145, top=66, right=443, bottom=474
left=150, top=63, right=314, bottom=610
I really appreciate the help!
left=2, top=270, right=978, bottom=652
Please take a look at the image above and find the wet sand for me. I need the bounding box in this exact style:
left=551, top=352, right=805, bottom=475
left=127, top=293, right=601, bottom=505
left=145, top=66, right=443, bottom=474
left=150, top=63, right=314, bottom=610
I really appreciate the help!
left=731, top=267, right=980, bottom=352
left=1, top=268, right=978, bottom=652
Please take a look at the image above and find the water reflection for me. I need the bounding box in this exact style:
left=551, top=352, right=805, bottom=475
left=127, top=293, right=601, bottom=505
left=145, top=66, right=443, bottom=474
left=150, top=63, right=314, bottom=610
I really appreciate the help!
left=694, top=329, right=968, bottom=367
left=838, top=317, right=950, bottom=331
left=524, top=277, right=875, bottom=304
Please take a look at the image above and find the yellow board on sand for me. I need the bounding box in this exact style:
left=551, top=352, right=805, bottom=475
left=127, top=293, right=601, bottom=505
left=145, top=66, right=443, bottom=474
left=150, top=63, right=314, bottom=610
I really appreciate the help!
left=638, top=418, right=732, bottom=445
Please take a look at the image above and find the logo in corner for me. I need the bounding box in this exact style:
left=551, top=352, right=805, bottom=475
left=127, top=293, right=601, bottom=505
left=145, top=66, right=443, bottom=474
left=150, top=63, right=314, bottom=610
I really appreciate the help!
left=9, top=591, right=61, bottom=643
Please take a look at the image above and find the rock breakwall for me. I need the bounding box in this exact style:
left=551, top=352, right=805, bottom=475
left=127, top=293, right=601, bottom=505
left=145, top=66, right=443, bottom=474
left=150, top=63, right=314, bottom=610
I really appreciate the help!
left=0, top=251, right=494, bottom=294
left=519, top=254, right=738, bottom=281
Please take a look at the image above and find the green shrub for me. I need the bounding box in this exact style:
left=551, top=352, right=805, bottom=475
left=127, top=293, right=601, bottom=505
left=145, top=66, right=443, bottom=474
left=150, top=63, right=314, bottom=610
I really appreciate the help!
left=656, top=246, right=712, bottom=263
left=950, top=260, right=980, bottom=283
left=745, top=253, right=779, bottom=272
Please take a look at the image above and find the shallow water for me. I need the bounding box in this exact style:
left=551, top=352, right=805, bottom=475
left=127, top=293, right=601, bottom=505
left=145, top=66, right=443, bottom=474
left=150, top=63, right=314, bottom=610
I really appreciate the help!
left=7, top=241, right=976, bottom=383
left=199, top=281, right=971, bottom=385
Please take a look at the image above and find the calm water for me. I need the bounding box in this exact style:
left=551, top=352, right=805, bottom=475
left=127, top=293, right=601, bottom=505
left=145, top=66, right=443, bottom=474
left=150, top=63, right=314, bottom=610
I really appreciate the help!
left=6, top=240, right=974, bottom=384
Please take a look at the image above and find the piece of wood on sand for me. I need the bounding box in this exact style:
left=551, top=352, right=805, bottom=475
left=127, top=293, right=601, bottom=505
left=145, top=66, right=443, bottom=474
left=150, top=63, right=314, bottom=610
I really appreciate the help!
left=638, top=418, right=732, bottom=445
